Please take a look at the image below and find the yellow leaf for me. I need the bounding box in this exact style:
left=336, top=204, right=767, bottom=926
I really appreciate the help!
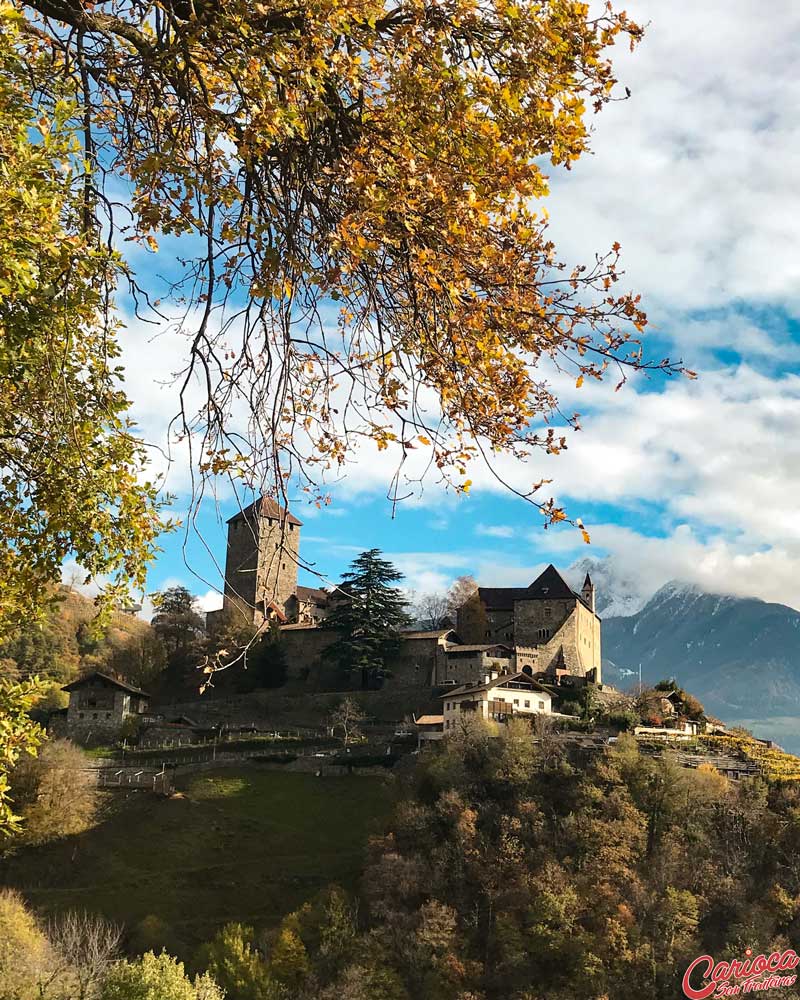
left=575, top=375, right=584, bottom=388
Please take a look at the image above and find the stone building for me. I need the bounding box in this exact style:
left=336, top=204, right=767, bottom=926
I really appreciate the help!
left=458, top=564, right=602, bottom=683
left=392, top=629, right=458, bottom=686
left=217, top=497, right=302, bottom=626
left=62, top=671, right=151, bottom=733
left=441, top=643, right=513, bottom=686
left=285, top=585, right=330, bottom=625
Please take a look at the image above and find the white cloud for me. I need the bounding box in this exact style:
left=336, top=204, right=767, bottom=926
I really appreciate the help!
left=195, top=589, right=224, bottom=614
left=476, top=524, right=516, bottom=539
left=572, top=522, right=800, bottom=613
left=548, top=1, right=800, bottom=314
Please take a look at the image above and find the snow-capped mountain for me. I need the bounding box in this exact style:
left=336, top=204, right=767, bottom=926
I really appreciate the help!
left=566, top=556, right=652, bottom=619
left=602, top=580, right=800, bottom=721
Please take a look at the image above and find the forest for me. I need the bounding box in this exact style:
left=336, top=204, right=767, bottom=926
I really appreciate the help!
left=5, top=719, right=800, bottom=1000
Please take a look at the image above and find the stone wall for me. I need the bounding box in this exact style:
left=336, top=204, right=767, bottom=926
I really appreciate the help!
left=528, top=606, right=602, bottom=681
left=222, top=514, right=260, bottom=612
left=512, top=597, right=573, bottom=647
left=391, top=636, right=448, bottom=687
left=485, top=609, right=514, bottom=643
left=255, top=515, right=300, bottom=617
left=441, top=649, right=513, bottom=686
left=279, top=625, right=337, bottom=682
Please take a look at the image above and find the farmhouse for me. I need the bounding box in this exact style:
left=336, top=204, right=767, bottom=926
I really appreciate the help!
left=62, top=671, right=151, bottom=733
left=441, top=672, right=552, bottom=733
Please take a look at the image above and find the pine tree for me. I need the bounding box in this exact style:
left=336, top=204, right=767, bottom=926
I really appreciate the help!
left=324, top=550, right=412, bottom=686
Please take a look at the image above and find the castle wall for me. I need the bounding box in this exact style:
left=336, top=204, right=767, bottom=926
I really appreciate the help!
left=391, top=636, right=447, bottom=687
left=441, top=649, right=513, bottom=686
left=485, top=609, right=514, bottom=643
left=574, top=600, right=602, bottom=682
left=255, top=515, right=300, bottom=614
left=223, top=515, right=259, bottom=612
left=513, top=598, right=573, bottom=647
left=279, top=625, right=336, bottom=681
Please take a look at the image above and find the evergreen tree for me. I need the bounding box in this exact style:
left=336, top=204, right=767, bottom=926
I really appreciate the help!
left=324, top=550, right=412, bottom=686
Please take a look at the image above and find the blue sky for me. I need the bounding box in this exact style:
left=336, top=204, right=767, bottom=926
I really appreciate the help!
left=65, top=1, right=800, bottom=617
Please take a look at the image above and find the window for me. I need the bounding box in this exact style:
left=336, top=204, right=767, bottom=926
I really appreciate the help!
left=106, top=712, right=111, bottom=719
left=513, top=699, right=519, bottom=706
left=524, top=700, right=530, bottom=708
left=544, top=606, right=552, bottom=618
left=536, top=628, right=551, bottom=641
left=79, top=712, right=84, bottom=719
left=538, top=701, right=545, bottom=710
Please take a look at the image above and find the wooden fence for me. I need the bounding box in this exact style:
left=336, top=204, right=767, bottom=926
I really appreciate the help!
left=96, top=766, right=173, bottom=794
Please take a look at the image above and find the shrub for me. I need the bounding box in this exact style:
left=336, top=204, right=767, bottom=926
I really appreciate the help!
left=195, top=923, right=272, bottom=1000
left=102, top=951, right=223, bottom=1000
left=603, top=710, right=639, bottom=732
left=0, top=889, right=58, bottom=1000
left=11, top=739, right=97, bottom=845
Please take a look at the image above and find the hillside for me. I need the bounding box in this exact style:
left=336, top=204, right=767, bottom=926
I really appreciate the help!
left=0, top=767, right=394, bottom=958
left=0, top=586, right=160, bottom=689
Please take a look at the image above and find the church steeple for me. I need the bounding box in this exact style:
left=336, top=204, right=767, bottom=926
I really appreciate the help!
left=581, top=572, right=596, bottom=613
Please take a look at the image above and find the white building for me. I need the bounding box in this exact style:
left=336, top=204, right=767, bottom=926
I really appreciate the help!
left=441, top=671, right=552, bottom=734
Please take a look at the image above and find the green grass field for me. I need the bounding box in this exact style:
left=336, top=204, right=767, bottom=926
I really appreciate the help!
left=0, top=767, right=395, bottom=956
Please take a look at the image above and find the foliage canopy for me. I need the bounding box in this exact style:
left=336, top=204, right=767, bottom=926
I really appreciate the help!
left=8, top=0, right=689, bottom=529
left=0, top=7, right=167, bottom=635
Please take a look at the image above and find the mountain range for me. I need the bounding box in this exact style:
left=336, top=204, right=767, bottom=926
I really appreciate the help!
left=568, top=558, right=800, bottom=752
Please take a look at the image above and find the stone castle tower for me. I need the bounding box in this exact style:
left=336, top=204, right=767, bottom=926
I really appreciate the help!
left=221, top=497, right=302, bottom=625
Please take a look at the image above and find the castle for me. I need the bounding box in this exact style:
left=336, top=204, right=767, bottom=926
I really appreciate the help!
left=459, top=564, right=602, bottom=684
left=209, top=496, right=602, bottom=689
left=207, top=496, right=329, bottom=630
